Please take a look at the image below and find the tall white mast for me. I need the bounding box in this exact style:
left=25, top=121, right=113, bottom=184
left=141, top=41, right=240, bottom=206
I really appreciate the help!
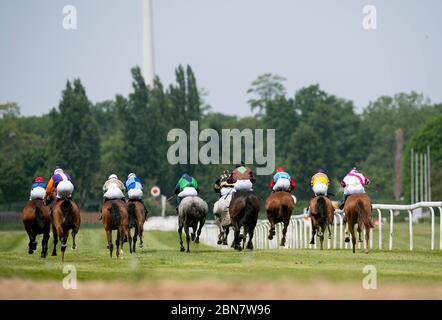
left=143, top=0, right=155, bottom=86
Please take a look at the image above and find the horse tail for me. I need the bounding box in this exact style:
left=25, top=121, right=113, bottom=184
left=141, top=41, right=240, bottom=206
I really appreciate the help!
left=279, top=203, right=289, bottom=219
left=61, top=198, right=73, bottom=226
left=244, top=194, right=257, bottom=225
left=356, top=200, right=374, bottom=229
left=128, top=202, right=136, bottom=228
left=109, top=202, right=121, bottom=226
left=34, top=204, right=44, bottom=229
left=315, top=196, right=326, bottom=225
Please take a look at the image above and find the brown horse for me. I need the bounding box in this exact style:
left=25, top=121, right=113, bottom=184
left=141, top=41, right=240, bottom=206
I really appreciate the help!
left=22, top=199, right=51, bottom=257
left=264, top=191, right=295, bottom=247
left=50, top=196, right=81, bottom=261
left=343, top=193, right=374, bottom=254
left=101, top=199, right=129, bottom=258
left=127, top=200, right=147, bottom=253
left=229, top=190, right=260, bottom=251
left=308, top=195, right=334, bottom=250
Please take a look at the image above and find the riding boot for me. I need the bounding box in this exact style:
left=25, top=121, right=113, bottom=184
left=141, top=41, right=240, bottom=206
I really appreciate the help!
left=339, top=195, right=348, bottom=210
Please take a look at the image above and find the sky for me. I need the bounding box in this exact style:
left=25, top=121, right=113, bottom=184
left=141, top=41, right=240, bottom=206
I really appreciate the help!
left=1, top=0, right=442, bottom=117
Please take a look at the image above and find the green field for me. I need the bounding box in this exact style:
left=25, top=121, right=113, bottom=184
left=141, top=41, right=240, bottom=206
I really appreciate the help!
left=0, top=222, right=442, bottom=287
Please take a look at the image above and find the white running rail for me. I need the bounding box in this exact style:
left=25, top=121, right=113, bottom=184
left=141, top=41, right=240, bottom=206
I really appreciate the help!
left=198, top=201, right=442, bottom=251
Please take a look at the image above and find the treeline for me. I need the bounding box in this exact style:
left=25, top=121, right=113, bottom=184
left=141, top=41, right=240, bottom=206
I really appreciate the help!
left=1, top=67, right=441, bottom=214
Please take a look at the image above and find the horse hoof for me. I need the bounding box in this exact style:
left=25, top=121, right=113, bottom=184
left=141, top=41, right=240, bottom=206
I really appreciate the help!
left=72, top=246, right=77, bottom=251
left=180, top=247, right=185, bottom=252
left=345, top=237, right=350, bottom=243
left=139, top=243, right=143, bottom=248
left=217, top=240, right=222, bottom=245
left=28, top=249, right=34, bottom=254
left=268, top=236, right=273, bottom=240
left=191, top=233, right=195, bottom=241
left=195, top=239, right=200, bottom=244
left=51, top=252, right=57, bottom=256
left=309, top=240, right=315, bottom=245
left=246, top=243, right=253, bottom=250
left=41, top=252, right=47, bottom=258
left=222, top=241, right=228, bottom=246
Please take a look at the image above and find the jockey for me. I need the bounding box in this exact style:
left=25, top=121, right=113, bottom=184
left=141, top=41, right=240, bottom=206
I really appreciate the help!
left=46, top=167, right=74, bottom=200
left=339, top=167, right=371, bottom=209
left=270, top=167, right=296, bottom=192
left=29, top=177, right=46, bottom=200
left=175, top=173, right=199, bottom=206
left=125, top=173, right=143, bottom=200
left=103, top=174, right=126, bottom=202
left=226, top=161, right=256, bottom=191
left=311, top=169, right=330, bottom=197
left=213, top=170, right=234, bottom=197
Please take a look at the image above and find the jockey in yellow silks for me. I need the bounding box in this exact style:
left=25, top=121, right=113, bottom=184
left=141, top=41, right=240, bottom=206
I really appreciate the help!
left=311, top=169, right=330, bottom=197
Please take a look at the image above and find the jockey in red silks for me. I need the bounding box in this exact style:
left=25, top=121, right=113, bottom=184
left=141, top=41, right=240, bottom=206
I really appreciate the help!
left=269, top=167, right=296, bottom=192
left=339, top=167, right=371, bottom=209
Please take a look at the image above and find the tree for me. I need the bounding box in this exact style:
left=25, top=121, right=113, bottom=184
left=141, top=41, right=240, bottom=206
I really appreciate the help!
left=49, top=79, right=100, bottom=206
left=405, top=115, right=442, bottom=200
left=247, top=73, right=286, bottom=117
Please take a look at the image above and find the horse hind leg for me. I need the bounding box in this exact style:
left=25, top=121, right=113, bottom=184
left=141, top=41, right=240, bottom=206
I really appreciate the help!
left=185, top=226, right=191, bottom=253
left=357, top=225, right=363, bottom=243
left=71, top=229, right=78, bottom=251
left=195, top=218, right=205, bottom=244
left=268, top=219, right=275, bottom=240
left=327, top=224, right=332, bottom=240
left=178, top=225, right=185, bottom=252
left=51, top=228, right=58, bottom=256
left=106, top=230, right=113, bottom=258
left=41, top=229, right=50, bottom=258
left=223, top=226, right=229, bottom=246
left=138, top=223, right=144, bottom=249
left=349, top=223, right=356, bottom=254
left=364, top=225, right=370, bottom=254
left=132, top=228, right=138, bottom=253
left=280, top=221, right=289, bottom=247
left=128, top=228, right=133, bottom=254
left=310, top=225, right=316, bottom=245
left=61, top=232, right=69, bottom=262
left=27, top=229, right=36, bottom=254
left=319, top=225, right=325, bottom=250
left=246, top=227, right=254, bottom=250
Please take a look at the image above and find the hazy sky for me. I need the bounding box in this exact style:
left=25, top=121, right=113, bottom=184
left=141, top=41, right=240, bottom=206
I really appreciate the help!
left=1, top=0, right=442, bottom=116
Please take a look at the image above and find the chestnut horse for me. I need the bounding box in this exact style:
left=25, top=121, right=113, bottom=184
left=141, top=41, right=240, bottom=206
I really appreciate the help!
left=308, top=195, right=334, bottom=250
left=127, top=200, right=147, bottom=253
left=102, top=199, right=129, bottom=258
left=264, top=191, right=295, bottom=247
left=22, top=199, right=51, bottom=257
left=343, top=193, right=374, bottom=254
left=229, top=190, right=260, bottom=251
left=178, top=196, right=208, bottom=253
left=49, top=194, right=81, bottom=261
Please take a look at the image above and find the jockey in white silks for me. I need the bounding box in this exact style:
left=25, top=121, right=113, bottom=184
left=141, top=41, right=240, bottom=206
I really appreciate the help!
left=125, top=173, right=143, bottom=200
left=103, top=174, right=126, bottom=201
left=339, top=168, right=371, bottom=209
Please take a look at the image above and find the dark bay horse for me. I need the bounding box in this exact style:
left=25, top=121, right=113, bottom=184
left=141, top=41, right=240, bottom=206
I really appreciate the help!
left=308, top=195, right=334, bottom=250
left=343, top=193, right=374, bottom=254
left=22, top=199, right=51, bottom=257
left=229, top=190, right=260, bottom=251
left=264, top=191, right=295, bottom=247
left=127, top=200, right=147, bottom=253
left=102, top=199, right=129, bottom=258
left=178, top=196, right=208, bottom=253
left=49, top=195, right=81, bottom=261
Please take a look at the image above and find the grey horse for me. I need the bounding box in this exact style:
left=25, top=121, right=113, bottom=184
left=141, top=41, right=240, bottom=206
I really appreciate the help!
left=178, top=196, right=208, bottom=252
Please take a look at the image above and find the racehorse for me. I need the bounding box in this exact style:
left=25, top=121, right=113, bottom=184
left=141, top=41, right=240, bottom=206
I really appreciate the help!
left=264, top=191, right=295, bottom=247
left=101, top=199, right=129, bottom=258
left=127, top=200, right=147, bottom=253
left=308, top=195, right=334, bottom=250
left=47, top=189, right=81, bottom=261
left=178, top=196, right=208, bottom=253
left=213, top=190, right=234, bottom=246
left=229, top=190, right=260, bottom=251
left=22, top=199, right=51, bottom=257
left=343, top=193, right=374, bottom=254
